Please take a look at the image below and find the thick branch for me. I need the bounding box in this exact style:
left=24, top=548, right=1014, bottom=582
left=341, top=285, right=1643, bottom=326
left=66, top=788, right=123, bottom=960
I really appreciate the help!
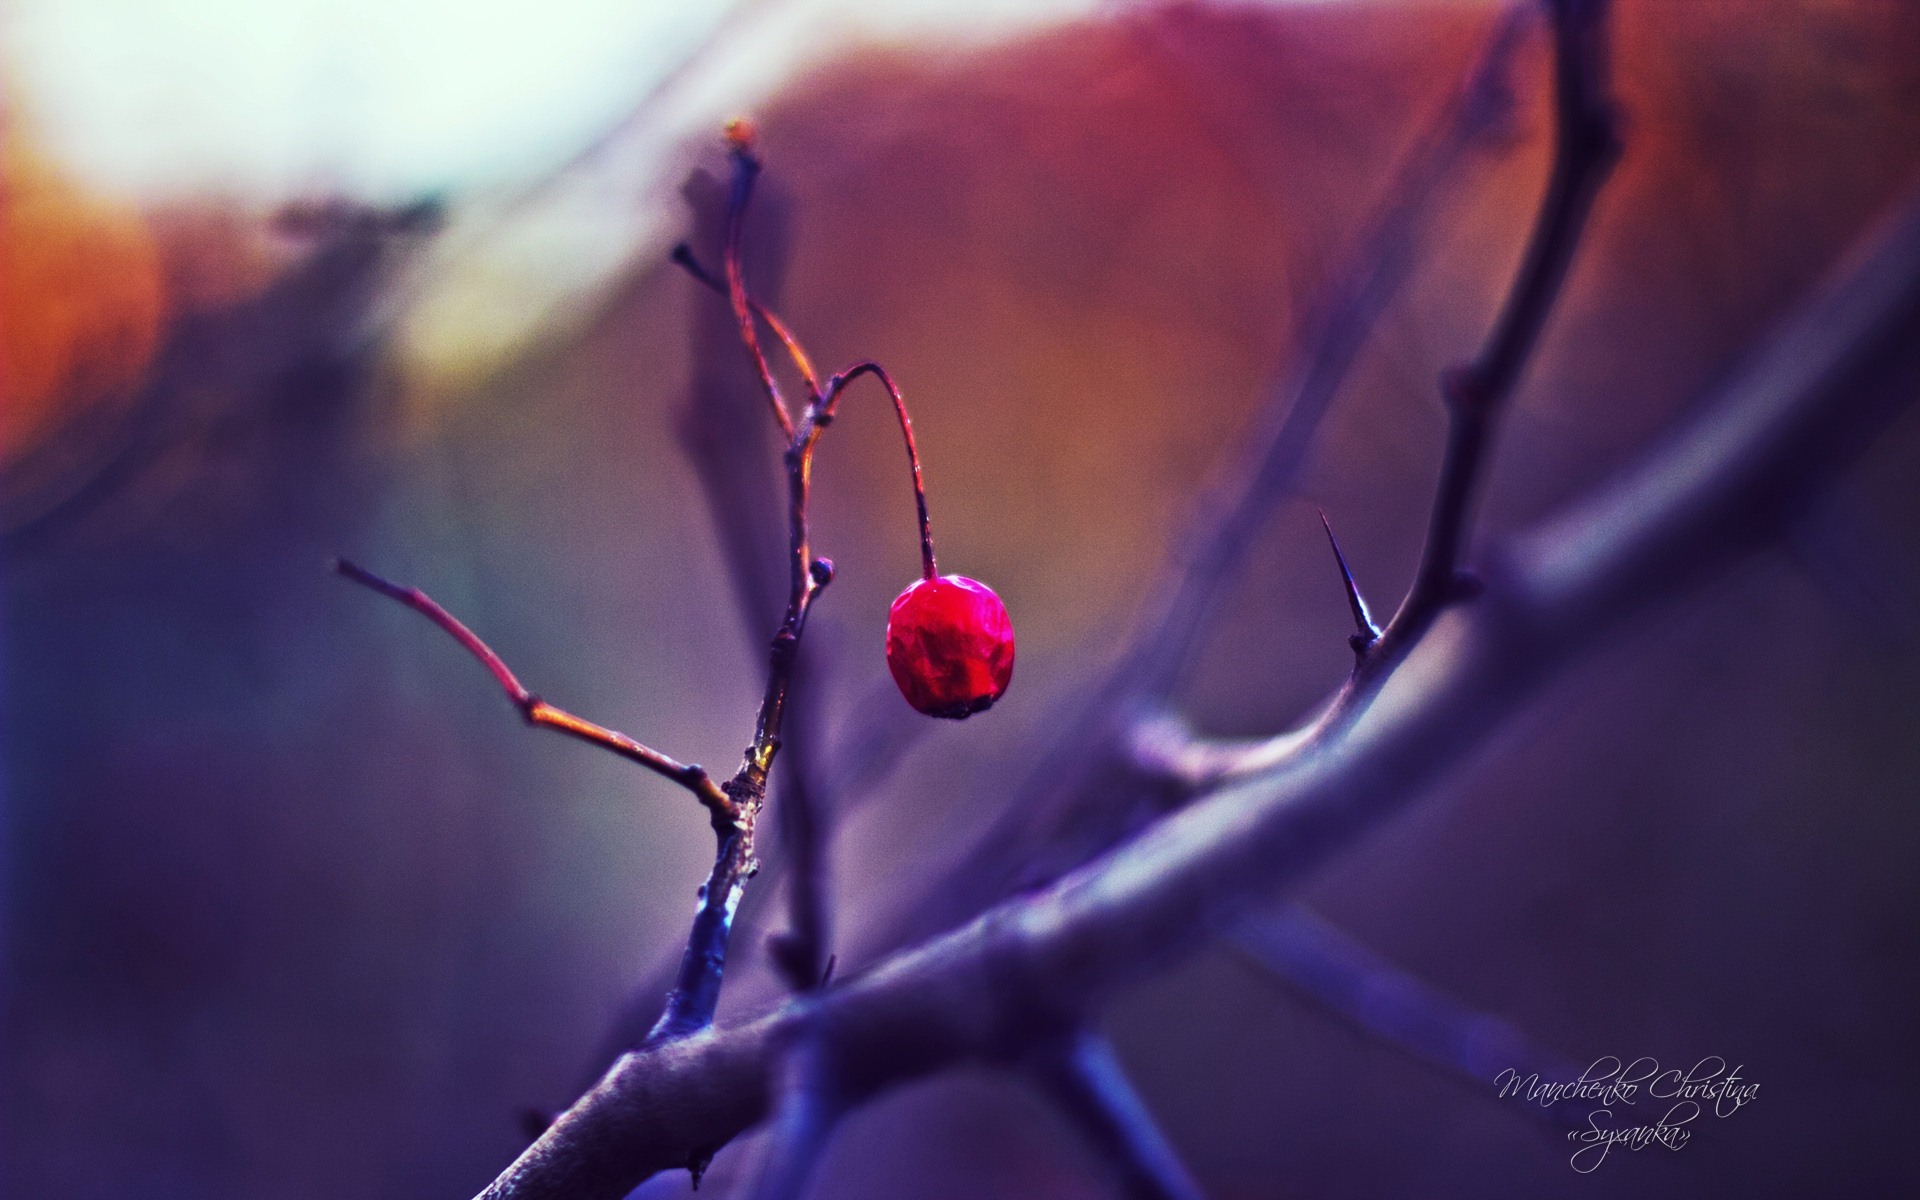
left=475, top=186, right=1920, bottom=1200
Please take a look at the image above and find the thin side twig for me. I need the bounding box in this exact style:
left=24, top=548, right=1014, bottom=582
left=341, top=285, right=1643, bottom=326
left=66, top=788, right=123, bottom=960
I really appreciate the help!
left=331, top=558, right=731, bottom=817
left=1376, top=0, right=1619, bottom=651
left=1027, top=1029, right=1208, bottom=1200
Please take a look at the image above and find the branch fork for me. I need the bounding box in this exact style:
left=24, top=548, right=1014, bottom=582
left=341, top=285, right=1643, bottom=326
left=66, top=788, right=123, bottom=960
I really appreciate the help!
left=340, top=130, right=952, bottom=1059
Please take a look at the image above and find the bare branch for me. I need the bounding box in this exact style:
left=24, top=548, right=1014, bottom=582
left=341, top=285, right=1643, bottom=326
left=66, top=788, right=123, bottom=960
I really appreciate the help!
left=1144, top=0, right=1618, bottom=791
left=673, top=241, right=823, bottom=402
left=1380, top=0, right=1619, bottom=649
left=473, top=180, right=1920, bottom=1200
left=1125, top=1, right=1533, bottom=703
left=723, top=135, right=799, bottom=438
left=1228, top=907, right=1601, bottom=1129
left=766, top=641, right=834, bottom=994
left=331, top=558, right=731, bottom=817
left=1028, top=1029, right=1208, bottom=1200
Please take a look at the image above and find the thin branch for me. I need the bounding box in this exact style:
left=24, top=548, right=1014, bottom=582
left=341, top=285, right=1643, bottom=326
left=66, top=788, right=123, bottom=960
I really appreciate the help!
left=657, top=140, right=947, bottom=1042
left=674, top=242, right=823, bottom=401
left=821, top=361, right=938, bottom=580
left=1028, top=1030, right=1208, bottom=1200
left=724, top=135, right=798, bottom=438
left=1146, top=0, right=1618, bottom=788
left=1228, top=907, right=1602, bottom=1129
left=1379, top=0, right=1619, bottom=650
left=650, top=143, right=847, bottom=1044
left=1125, top=1, right=1533, bottom=703
left=473, top=178, right=1920, bottom=1200
left=331, top=558, right=730, bottom=817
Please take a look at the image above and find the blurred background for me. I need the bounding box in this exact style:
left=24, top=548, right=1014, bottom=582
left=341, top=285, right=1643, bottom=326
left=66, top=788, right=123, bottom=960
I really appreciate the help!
left=5, top=0, right=1920, bottom=1196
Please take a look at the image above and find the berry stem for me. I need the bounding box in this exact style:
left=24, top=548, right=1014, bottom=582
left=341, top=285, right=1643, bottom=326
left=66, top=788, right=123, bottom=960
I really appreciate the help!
left=823, top=361, right=938, bottom=581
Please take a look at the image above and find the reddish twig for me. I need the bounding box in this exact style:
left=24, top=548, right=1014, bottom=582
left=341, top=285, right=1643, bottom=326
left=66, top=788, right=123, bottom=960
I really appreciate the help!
left=331, top=558, right=731, bottom=817
left=820, top=361, right=938, bottom=580
left=724, top=137, right=799, bottom=437
left=672, top=241, right=823, bottom=402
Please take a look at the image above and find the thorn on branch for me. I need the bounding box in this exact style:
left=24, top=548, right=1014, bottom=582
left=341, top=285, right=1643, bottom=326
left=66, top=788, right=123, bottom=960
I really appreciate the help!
left=1317, top=509, right=1379, bottom=655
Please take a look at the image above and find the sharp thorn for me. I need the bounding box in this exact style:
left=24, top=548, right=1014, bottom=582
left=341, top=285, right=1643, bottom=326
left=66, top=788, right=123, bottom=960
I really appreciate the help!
left=1319, top=508, right=1379, bottom=647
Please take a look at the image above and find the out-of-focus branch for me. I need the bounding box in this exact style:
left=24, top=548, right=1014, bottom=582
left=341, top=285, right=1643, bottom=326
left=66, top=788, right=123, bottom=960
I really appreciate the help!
left=1131, top=0, right=1614, bottom=794
left=1027, top=1029, right=1208, bottom=1200
left=885, top=0, right=1533, bottom=950
left=736, top=1031, right=848, bottom=1200
left=766, top=641, right=834, bottom=994
left=473, top=173, right=1920, bottom=1200
left=331, top=559, right=731, bottom=817
left=1228, top=907, right=1602, bottom=1129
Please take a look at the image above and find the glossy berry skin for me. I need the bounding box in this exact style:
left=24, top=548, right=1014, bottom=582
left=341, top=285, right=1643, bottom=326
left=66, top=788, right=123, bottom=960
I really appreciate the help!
left=885, top=575, right=1015, bottom=719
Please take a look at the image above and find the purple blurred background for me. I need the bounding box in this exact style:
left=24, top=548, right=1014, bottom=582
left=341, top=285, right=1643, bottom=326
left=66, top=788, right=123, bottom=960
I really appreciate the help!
left=5, top=2, right=1920, bottom=1197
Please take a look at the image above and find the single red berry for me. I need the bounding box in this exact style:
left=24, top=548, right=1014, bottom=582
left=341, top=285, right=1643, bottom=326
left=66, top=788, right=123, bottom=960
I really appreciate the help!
left=885, top=575, right=1014, bottom=719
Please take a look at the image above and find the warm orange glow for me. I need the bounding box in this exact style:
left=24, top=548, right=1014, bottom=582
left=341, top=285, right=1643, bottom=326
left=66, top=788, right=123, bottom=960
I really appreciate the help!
left=1, top=125, right=166, bottom=467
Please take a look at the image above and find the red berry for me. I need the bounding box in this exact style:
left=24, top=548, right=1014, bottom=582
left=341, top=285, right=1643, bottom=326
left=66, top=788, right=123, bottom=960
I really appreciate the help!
left=885, top=575, right=1014, bottom=719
